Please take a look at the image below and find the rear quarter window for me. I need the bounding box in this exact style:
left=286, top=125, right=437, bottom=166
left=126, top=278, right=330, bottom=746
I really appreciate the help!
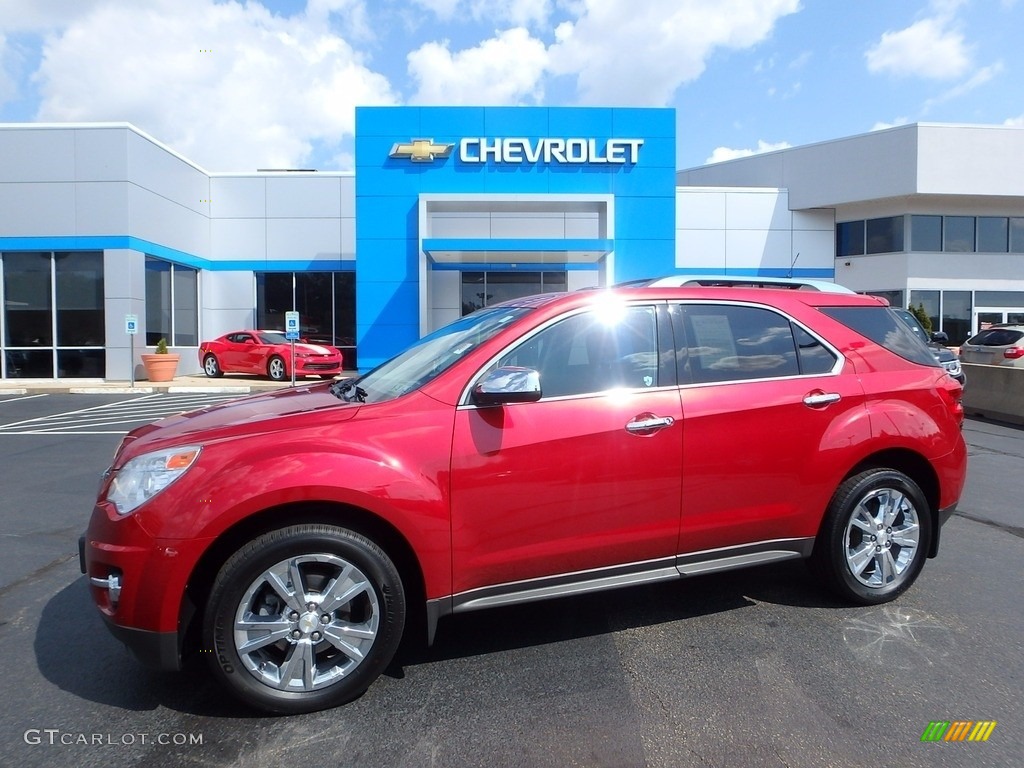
left=820, top=306, right=939, bottom=368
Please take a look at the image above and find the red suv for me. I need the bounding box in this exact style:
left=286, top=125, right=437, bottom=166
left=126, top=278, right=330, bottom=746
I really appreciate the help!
left=81, top=287, right=966, bottom=713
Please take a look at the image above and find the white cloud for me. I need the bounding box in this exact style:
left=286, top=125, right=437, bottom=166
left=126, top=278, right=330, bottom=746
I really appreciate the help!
left=1004, top=114, right=1024, bottom=127
left=706, top=139, right=790, bottom=164
left=865, top=16, right=971, bottom=80
left=412, top=0, right=552, bottom=27
left=548, top=0, right=800, bottom=105
left=871, top=117, right=910, bottom=131
left=408, top=27, right=547, bottom=105
left=30, top=0, right=396, bottom=170
left=922, top=61, right=1003, bottom=111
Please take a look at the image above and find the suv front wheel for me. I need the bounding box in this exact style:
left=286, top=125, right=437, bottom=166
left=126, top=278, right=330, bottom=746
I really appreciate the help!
left=811, top=469, right=932, bottom=605
left=204, top=524, right=406, bottom=714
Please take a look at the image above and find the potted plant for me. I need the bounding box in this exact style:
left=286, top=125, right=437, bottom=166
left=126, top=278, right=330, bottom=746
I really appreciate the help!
left=141, top=338, right=180, bottom=382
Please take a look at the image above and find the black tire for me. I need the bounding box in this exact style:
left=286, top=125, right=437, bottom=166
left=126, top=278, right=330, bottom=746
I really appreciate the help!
left=203, top=524, right=406, bottom=714
left=267, top=355, right=286, bottom=381
left=810, top=469, right=932, bottom=605
left=202, top=354, right=223, bottom=378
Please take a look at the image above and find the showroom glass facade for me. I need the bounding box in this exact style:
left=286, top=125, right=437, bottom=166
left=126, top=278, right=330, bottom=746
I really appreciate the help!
left=145, top=257, right=199, bottom=346
left=1, top=251, right=105, bottom=378
left=840, top=214, right=1024, bottom=256
left=256, top=272, right=357, bottom=369
left=460, top=271, right=568, bottom=315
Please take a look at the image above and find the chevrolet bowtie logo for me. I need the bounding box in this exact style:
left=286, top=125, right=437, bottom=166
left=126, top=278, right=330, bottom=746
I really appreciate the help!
left=389, top=139, right=454, bottom=163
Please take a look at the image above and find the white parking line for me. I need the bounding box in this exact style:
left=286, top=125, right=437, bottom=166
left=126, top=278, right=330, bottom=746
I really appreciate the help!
left=0, top=393, right=243, bottom=435
left=0, top=394, right=48, bottom=404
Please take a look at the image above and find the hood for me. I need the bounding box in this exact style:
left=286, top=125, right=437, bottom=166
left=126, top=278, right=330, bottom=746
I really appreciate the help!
left=294, top=342, right=339, bottom=355
left=119, top=382, right=358, bottom=461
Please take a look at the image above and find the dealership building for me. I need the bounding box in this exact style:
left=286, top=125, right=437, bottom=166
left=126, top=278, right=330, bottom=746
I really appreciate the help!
left=1, top=107, right=1022, bottom=380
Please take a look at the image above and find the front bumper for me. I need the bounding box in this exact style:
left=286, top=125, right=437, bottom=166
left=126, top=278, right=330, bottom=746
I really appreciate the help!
left=80, top=502, right=203, bottom=671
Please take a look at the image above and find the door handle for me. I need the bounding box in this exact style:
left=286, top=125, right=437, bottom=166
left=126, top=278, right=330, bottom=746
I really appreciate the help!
left=803, top=391, right=841, bottom=407
left=625, top=415, right=675, bottom=434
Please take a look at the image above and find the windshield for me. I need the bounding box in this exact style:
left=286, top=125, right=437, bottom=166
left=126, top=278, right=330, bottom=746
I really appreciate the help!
left=331, top=306, right=533, bottom=403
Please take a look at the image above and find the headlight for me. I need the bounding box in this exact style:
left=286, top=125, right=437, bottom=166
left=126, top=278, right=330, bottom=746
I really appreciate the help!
left=105, top=445, right=201, bottom=516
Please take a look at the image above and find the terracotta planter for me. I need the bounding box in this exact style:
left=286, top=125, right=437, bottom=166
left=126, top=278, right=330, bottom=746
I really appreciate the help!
left=141, top=353, right=180, bottom=382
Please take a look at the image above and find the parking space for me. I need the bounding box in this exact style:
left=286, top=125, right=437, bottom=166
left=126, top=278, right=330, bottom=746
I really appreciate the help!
left=0, top=392, right=244, bottom=435
left=0, top=399, right=1019, bottom=767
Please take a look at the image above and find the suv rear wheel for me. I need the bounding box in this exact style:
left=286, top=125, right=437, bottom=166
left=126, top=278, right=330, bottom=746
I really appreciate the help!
left=204, top=524, right=406, bottom=714
left=811, top=469, right=932, bottom=605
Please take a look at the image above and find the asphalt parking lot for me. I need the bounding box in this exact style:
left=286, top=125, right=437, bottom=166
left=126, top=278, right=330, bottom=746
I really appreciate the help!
left=0, top=393, right=1020, bottom=768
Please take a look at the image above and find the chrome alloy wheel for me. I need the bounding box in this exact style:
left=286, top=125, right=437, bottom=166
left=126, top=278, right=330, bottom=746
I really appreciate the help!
left=843, top=487, right=921, bottom=589
left=268, top=356, right=286, bottom=381
left=233, top=554, right=380, bottom=692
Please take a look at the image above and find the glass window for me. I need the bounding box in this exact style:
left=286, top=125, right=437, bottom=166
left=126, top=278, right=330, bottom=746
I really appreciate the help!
left=836, top=221, right=865, bottom=257
left=975, top=291, right=1024, bottom=305
left=820, top=307, right=938, bottom=368
left=681, top=305, right=800, bottom=384
left=866, top=216, right=904, bottom=254
left=909, top=290, right=940, bottom=333
left=3, top=252, right=53, bottom=347
left=145, top=258, right=198, bottom=346
left=910, top=215, right=942, bottom=252
left=172, top=266, right=198, bottom=346
left=55, top=252, right=104, bottom=347
left=145, top=258, right=171, bottom=345
left=496, top=306, right=659, bottom=398
left=793, top=324, right=838, bottom=375
left=257, top=271, right=357, bottom=369
left=943, top=216, right=975, bottom=252
left=461, top=271, right=568, bottom=316
left=977, top=217, right=1008, bottom=253
left=866, top=290, right=904, bottom=309
left=941, top=290, right=972, bottom=346
left=1010, top=218, right=1024, bottom=253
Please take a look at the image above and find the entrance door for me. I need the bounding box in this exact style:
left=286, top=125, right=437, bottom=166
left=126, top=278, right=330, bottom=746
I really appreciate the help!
left=460, top=271, right=567, bottom=316
left=976, top=309, right=1024, bottom=332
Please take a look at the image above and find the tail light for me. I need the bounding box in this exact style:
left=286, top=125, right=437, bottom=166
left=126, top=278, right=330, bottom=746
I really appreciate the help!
left=938, top=378, right=965, bottom=427
left=1004, top=347, right=1024, bottom=359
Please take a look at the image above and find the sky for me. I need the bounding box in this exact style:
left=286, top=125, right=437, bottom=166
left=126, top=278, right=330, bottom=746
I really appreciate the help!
left=1, top=0, right=1022, bottom=172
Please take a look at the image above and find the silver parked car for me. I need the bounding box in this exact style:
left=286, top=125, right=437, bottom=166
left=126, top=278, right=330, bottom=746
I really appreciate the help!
left=959, top=325, right=1024, bottom=368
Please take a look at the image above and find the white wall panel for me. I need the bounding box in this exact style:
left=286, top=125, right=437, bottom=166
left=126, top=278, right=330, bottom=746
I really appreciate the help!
left=0, top=182, right=76, bottom=235
left=565, top=212, right=601, bottom=239
left=725, top=230, right=792, bottom=269
left=128, top=185, right=210, bottom=258
left=340, top=175, right=355, bottom=218
left=211, top=177, right=266, bottom=218
left=726, top=192, right=791, bottom=231
left=126, top=131, right=208, bottom=215
left=791, top=230, right=835, bottom=270
left=75, top=182, right=130, bottom=235
left=267, top=176, right=342, bottom=218
left=676, top=229, right=726, bottom=269
left=431, top=307, right=460, bottom=332
left=568, top=271, right=600, bottom=291
left=212, top=219, right=267, bottom=262
left=676, top=191, right=726, bottom=229
left=429, top=213, right=490, bottom=238
left=792, top=208, right=833, bottom=231
left=74, top=129, right=128, bottom=181
left=341, top=218, right=356, bottom=259
left=266, top=218, right=342, bottom=261
left=0, top=128, right=75, bottom=182
left=431, top=270, right=461, bottom=310
left=490, top=213, right=565, bottom=239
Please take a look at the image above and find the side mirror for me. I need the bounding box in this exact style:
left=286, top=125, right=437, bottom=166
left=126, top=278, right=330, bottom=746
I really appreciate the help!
left=930, top=331, right=949, bottom=344
left=471, top=366, right=542, bottom=407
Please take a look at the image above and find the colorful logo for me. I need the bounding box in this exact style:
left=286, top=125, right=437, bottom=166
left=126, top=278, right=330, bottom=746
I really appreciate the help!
left=921, top=721, right=997, bottom=742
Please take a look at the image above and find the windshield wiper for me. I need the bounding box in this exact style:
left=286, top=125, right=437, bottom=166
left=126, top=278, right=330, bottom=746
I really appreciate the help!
left=330, top=378, right=367, bottom=403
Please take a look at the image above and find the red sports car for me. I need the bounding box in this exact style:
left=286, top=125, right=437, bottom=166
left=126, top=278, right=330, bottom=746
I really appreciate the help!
left=198, top=330, right=343, bottom=381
